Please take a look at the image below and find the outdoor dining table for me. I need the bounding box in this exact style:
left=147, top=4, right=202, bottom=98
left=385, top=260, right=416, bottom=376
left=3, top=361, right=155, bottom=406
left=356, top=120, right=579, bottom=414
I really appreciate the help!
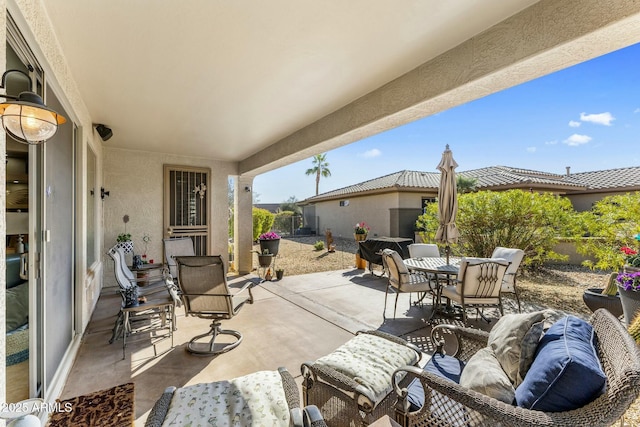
left=403, top=256, right=461, bottom=319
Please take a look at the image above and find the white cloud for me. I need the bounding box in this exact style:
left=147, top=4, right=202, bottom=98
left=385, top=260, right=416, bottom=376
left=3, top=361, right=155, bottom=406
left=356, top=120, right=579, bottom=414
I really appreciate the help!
left=568, top=120, right=581, bottom=127
left=362, top=148, right=381, bottom=158
left=526, top=146, right=537, bottom=153
left=544, top=140, right=558, bottom=145
left=635, top=108, right=640, bottom=114
left=563, top=134, right=592, bottom=146
left=580, top=112, right=615, bottom=126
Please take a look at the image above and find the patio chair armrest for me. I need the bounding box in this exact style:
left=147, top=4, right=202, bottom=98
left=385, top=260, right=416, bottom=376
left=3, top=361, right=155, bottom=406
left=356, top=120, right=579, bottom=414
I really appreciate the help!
left=303, top=405, right=327, bottom=427
left=393, top=366, right=543, bottom=427
left=144, top=386, right=176, bottom=427
left=357, top=330, right=422, bottom=363
left=232, top=281, right=255, bottom=304
left=430, top=325, right=489, bottom=361
left=278, top=367, right=301, bottom=409
left=301, top=362, right=377, bottom=412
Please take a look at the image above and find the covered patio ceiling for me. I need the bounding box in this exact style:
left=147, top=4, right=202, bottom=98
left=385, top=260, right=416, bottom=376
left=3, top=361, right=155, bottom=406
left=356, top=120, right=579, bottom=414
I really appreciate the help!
left=39, top=1, right=640, bottom=176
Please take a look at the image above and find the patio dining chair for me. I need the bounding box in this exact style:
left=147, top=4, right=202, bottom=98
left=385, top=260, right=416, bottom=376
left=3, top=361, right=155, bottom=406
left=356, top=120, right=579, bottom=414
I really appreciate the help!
left=491, top=246, right=525, bottom=312
left=174, top=255, right=253, bottom=355
left=440, top=257, right=509, bottom=324
left=381, top=248, right=438, bottom=319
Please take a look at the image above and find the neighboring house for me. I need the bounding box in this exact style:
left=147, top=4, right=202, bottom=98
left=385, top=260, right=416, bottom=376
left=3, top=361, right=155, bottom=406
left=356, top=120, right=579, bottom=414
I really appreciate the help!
left=1, top=0, right=638, bottom=413
left=254, top=203, right=281, bottom=214
left=300, top=166, right=640, bottom=239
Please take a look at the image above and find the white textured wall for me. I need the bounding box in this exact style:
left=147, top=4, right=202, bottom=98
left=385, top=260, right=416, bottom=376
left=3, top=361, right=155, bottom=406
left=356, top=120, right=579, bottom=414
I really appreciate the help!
left=315, top=192, right=398, bottom=238
left=102, top=147, right=236, bottom=287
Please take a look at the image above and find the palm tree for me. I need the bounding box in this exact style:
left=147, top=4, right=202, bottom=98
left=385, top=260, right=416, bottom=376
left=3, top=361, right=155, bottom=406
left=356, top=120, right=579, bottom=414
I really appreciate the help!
left=457, top=176, right=478, bottom=194
left=305, top=153, right=331, bottom=195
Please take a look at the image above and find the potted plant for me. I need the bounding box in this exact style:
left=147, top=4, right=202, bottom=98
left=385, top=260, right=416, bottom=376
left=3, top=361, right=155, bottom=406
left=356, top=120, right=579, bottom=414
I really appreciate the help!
left=354, top=222, right=370, bottom=242
left=255, top=249, right=274, bottom=268
left=276, top=268, right=284, bottom=280
left=617, top=269, right=640, bottom=325
left=582, top=272, right=623, bottom=318
left=622, top=245, right=640, bottom=273
left=259, top=231, right=281, bottom=256
left=116, top=215, right=134, bottom=253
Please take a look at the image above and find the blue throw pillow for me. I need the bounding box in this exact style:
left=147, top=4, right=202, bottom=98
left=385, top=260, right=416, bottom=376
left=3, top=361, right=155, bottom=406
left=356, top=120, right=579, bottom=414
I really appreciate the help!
left=515, top=316, right=606, bottom=412
left=407, top=354, right=465, bottom=411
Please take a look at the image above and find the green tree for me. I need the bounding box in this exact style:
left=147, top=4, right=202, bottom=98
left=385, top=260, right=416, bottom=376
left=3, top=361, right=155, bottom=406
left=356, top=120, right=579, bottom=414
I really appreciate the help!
left=279, top=196, right=302, bottom=215
left=305, top=153, right=331, bottom=195
left=416, top=189, right=579, bottom=268
left=456, top=176, right=478, bottom=194
left=574, top=192, right=640, bottom=270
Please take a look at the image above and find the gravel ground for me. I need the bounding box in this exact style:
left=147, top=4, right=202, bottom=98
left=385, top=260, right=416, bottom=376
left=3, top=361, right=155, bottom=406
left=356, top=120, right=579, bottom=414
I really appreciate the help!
left=253, top=235, right=639, bottom=426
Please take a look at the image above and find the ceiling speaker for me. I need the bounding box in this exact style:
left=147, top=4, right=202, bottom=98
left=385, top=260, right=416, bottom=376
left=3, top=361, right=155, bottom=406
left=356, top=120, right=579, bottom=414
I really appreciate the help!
left=95, top=124, right=113, bottom=141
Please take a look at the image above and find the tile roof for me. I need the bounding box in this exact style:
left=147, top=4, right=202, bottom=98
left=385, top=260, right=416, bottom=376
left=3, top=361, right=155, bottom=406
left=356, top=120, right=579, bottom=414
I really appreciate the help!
left=564, top=166, right=640, bottom=191
left=303, top=165, right=640, bottom=203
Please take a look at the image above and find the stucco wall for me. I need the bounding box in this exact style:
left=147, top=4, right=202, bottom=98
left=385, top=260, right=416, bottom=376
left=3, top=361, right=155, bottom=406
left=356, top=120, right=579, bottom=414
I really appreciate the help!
left=314, top=192, right=398, bottom=238
left=566, top=191, right=636, bottom=212
left=102, top=147, right=236, bottom=287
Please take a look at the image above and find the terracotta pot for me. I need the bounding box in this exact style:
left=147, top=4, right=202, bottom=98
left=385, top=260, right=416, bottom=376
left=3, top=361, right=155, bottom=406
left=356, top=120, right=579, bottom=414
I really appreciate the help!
left=354, top=233, right=367, bottom=242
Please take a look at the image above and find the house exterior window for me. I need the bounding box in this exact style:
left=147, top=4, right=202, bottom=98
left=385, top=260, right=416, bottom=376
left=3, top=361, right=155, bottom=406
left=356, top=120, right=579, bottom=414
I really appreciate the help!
left=339, top=200, right=350, bottom=207
left=422, top=197, right=436, bottom=213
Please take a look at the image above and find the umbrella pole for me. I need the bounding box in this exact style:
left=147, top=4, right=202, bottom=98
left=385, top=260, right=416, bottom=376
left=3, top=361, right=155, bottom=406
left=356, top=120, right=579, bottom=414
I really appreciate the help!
left=445, top=245, right=450, bottom=264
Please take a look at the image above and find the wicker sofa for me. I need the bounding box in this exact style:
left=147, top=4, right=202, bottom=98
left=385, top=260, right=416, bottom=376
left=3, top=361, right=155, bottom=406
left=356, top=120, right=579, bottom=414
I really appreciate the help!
left=393, top=309, right=640, bottom=427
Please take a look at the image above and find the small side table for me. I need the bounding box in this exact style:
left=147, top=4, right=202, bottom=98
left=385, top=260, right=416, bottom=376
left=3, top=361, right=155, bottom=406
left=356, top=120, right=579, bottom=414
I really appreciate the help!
left=130, top=263, right=164, bottom=286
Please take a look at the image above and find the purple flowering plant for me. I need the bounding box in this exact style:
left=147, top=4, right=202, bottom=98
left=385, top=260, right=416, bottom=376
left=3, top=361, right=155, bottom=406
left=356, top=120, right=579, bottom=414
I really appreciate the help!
left=259, top=231, right=280, bottom=240
left=617, top=271, right=640, bottom=291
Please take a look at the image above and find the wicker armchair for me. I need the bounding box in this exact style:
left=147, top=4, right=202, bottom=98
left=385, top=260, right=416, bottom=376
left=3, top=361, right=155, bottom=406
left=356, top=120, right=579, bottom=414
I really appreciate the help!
left=145, top=367, right=327, bottom=427
left=394, top=309, right=640, bottom=427
left=302, top=330, right=422, bottom=427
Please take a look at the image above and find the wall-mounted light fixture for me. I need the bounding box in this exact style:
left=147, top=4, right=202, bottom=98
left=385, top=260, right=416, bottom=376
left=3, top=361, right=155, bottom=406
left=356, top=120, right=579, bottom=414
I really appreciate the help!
left=94, top=123, right=113, bottom=141
left=244, top=186, right=251, bottom=192
left=101, top=187, right=110, bottom=200
left=0, top=69, right=66, bottom=145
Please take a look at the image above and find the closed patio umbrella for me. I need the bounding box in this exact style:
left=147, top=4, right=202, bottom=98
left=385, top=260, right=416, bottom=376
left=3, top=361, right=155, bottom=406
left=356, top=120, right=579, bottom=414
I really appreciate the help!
left=435, top=144, right=459, bottom=264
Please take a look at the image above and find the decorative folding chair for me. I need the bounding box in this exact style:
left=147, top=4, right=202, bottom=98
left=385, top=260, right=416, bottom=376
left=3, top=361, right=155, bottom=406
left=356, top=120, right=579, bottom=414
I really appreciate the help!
left=381, top=249, right=437, bottom=319
left=146, top=367, right=327, bottom=427
left=174, top=255, right=253, bottom=355
left=107, top=245, right=178, bottom=358
left=163, top=236, right=195, bottom=280
left=491, top=246, right=525, bottom=312
left=440, top=257, right=509, bottom=324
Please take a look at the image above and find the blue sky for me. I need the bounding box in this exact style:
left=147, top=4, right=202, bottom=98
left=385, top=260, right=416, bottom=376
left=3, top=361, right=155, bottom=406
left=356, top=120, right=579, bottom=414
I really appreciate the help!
left=253, top=42, right=640, bottom=203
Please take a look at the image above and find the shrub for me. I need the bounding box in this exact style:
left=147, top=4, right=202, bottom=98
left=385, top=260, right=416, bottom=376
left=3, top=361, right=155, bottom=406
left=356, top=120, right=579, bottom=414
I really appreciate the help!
left=416, top=189, right=579, bottom=268
left=252, top=207, right=275, bottom=241
left=574, top=192, right=640, bottom=270
left=313, top=240, right=325, bottom=251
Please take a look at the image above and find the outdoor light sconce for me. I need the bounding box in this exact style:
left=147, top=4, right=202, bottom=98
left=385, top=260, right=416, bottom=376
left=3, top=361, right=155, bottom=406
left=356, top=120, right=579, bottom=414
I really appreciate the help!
left=94, top=123, right=113, bottom=141
left=101, top=187, right=110, bottom=200
left=244, top=186, right=251, bottom=192
left=0, top=69, right=66, bottom=145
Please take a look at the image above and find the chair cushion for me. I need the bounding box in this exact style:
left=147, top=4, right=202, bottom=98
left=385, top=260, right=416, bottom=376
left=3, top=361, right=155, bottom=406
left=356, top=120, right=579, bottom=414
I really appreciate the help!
left=163, top=370, right=291, bottom=426
left=459, top=347, right=515, bottom=404
left=488, top=310, right=551, bottom=386
left=406, top=354, right=466, bottom=411
left=314, top=333, right=419, bottom=403
left=6, top=282, right=29, bottom=331
left=515, top=316, right=606, bottom=412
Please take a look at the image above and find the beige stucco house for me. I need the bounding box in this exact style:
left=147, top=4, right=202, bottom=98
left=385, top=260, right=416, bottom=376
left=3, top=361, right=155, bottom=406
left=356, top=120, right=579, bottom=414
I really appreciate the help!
left=2, top=0, right=640, bottom=413
left=301, top=166, right=640, bottom=239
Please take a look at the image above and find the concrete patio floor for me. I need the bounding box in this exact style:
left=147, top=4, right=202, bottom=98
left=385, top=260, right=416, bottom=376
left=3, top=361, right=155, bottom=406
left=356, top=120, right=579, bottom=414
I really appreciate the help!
left=60, top=268, right=510, bottom=425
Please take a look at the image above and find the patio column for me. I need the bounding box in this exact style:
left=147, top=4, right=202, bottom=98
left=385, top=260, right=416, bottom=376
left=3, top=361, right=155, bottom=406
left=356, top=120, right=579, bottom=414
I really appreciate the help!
left=234, top=176, right=254, bottom=274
